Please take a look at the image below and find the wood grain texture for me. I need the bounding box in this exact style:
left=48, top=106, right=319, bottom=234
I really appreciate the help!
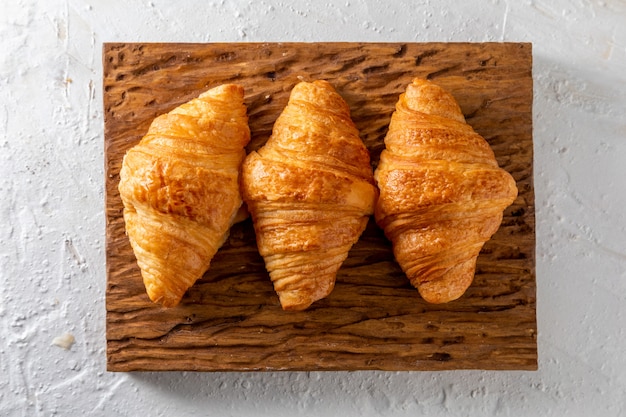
left=104, top=42, right=536, bottom=372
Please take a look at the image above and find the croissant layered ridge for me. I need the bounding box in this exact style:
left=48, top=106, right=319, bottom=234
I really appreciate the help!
left=374, top=79, right=518, bottom=304
left=242, top=80, right=378, bottom=311
left=118, top=84, right=251, bottom=307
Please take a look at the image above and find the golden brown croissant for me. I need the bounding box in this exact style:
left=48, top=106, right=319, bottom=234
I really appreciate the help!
left=241, top=80, right=378, bottom=311
left=118, top=84, right=250, bottom=307
left=374, top=79, right=518, bottom=303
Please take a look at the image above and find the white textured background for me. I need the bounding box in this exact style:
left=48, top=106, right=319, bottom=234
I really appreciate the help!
left=1, top=0, right=625, bottom=416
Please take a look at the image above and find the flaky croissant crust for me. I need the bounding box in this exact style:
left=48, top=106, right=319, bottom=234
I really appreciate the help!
left=375, top=79, right=518, bottom=303
left=118, top=84, right=250, bottom=307
left=242, top=80, right=378, bottom=311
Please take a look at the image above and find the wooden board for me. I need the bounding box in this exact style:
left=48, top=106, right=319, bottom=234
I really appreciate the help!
left=104, top=42, right=536, bottom=372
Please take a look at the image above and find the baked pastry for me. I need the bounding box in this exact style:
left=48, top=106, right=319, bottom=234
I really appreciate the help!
left=374, top=79, right=518, bottom=303
left=118, top=84, right=250, bottom=307
left=241, top=80, right=378, bottom=311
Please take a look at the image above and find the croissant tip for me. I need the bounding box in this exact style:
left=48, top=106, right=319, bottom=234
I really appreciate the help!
left=414, top=260, right=476, bottom=304
left=402, top=78, right=465, bottom=122
left=276, top=282, right=336, bottom=311
left=199, top=83, right=245, bottom=100
left=292, top=78, right=335, bottom=92
left=149, top=293, right=181, bottom=308
left=418, top=289, right=464, bottom=304
left=281, top=302, right=313, bottom=312
left=277, top=292, right=316, bottom=311
left=411, top=77, right=429, bottom=85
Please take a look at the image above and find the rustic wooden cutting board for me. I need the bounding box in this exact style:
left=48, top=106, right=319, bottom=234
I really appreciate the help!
left=104, top=42, right=536, bottom=372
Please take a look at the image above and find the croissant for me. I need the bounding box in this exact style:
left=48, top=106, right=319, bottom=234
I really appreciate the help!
left=374, top=79, right=518, bottom=303
left=241, top=80, right=378, bottom=311
left=118, top=84, right=250, bottom=307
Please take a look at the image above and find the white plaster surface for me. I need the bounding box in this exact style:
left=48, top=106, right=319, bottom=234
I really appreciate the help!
left=1, top=0, right=625, bottom=415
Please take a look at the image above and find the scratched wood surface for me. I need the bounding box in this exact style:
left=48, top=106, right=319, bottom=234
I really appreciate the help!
left=104, top=42, right=536, bottom=372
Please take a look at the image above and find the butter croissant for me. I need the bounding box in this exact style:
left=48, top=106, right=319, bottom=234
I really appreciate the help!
left=241, top=80, right=378, bottom=311
left=374, top=79, right=518, bottom=303
left=118, top=84, right=250, bottom=307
